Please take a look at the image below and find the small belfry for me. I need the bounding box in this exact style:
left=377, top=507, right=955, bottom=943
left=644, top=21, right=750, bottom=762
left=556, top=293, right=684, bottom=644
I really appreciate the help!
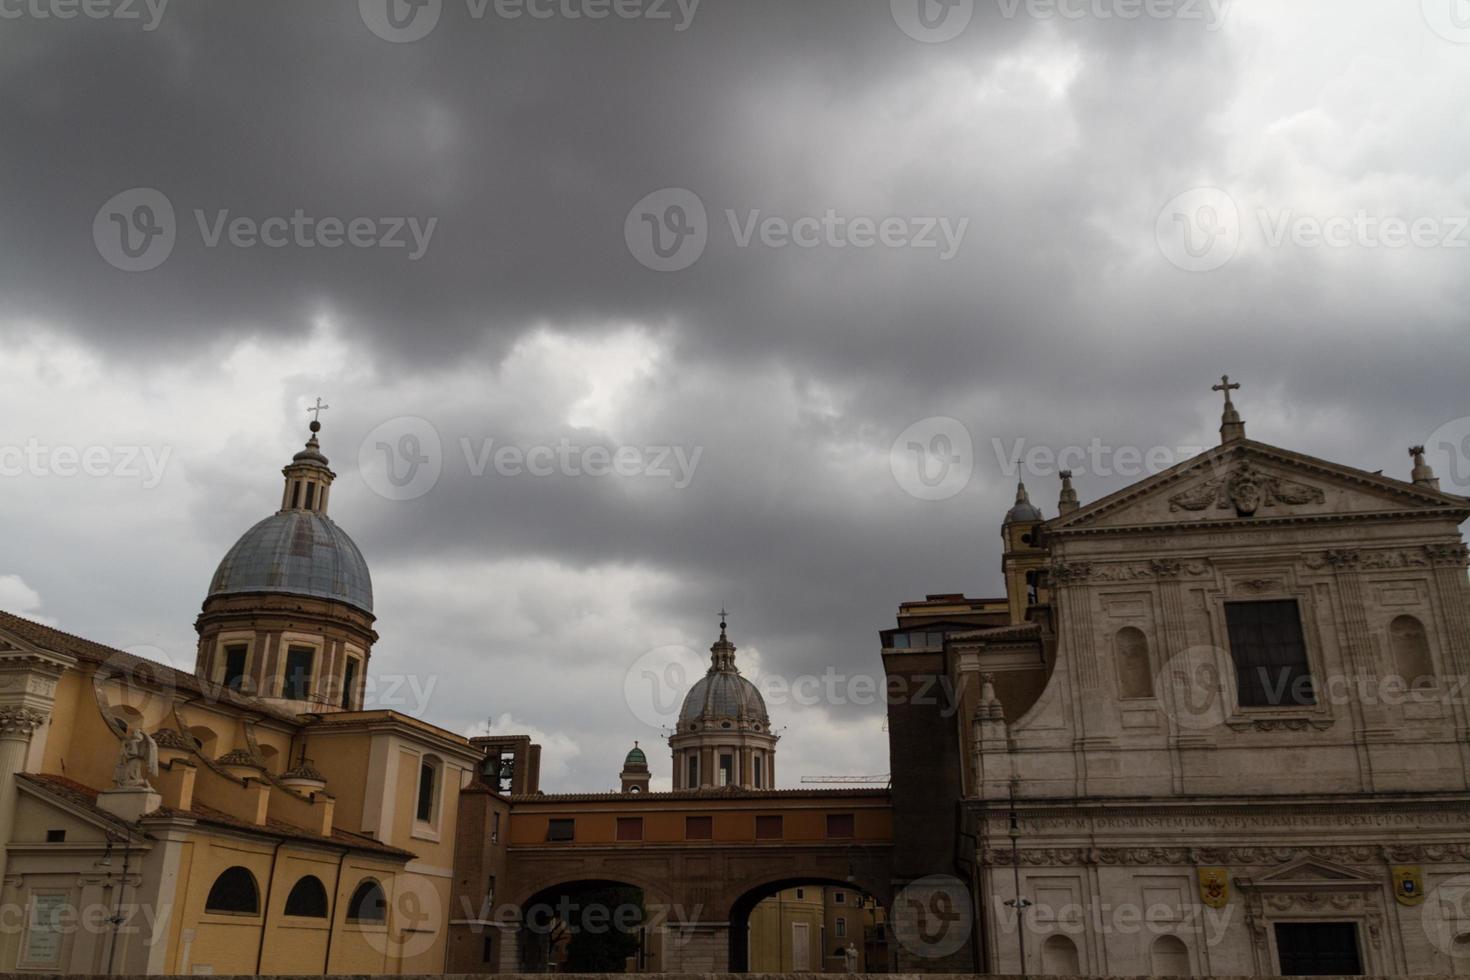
left=1001, top=481, right=1047, bottom=625
left=668, top=612, right=778, bottom=789
left=193, top=402, right=377, bottom=715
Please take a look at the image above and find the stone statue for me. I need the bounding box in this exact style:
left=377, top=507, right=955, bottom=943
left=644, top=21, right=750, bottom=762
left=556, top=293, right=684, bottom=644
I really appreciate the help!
left=114, top=727, right=158, bottom=789
left=843, top=942, right=859, bottom=972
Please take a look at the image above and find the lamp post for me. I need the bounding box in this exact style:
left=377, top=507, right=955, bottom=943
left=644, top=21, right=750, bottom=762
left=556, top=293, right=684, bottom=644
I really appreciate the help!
left=1005, top=799, right=1032, bottom=977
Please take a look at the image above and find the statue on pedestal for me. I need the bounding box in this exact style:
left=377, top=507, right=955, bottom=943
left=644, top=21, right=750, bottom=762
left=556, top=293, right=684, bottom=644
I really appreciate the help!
left=114, top=728, right=158, bottom=789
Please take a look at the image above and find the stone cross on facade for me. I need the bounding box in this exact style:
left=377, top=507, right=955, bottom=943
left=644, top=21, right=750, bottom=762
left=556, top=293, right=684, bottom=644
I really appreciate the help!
left=1214, top=375, right=1246, bottom=443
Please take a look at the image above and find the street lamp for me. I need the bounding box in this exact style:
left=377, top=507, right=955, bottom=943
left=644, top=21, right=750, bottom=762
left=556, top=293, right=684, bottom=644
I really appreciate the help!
left=1005, top=802, right=1032, bottom=978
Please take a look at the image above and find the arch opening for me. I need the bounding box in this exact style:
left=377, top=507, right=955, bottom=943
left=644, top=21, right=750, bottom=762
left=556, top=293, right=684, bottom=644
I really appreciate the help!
left=727, top=876, right=890, bottom=974
left=518, top=879, right=648, bottom=974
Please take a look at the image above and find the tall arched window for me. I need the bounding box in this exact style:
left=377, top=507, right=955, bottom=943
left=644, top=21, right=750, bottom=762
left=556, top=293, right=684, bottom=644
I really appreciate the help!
left=1041, top=934, right=1080, bottom=975
left=416, top=755, right=441, bottom=824
left=1389, top=615, right=1435, bottom=688
left=205, top=866, right=260, bottom=915
left=283, top=875, right=329, bottom=918
left=1150, top=934, right=1191, bottom=975
left=347, top=879, right=387, bottom=923
left=1115, top=627, right=1154, bottom=699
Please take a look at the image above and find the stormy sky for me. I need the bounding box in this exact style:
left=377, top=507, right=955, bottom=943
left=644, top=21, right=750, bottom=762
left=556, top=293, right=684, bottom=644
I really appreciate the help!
left=1, top=0, right=1467, bottom=791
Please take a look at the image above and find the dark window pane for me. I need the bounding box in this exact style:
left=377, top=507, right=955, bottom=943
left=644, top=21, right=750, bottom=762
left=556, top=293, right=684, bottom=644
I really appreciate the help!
left=205, top=866, right=260, bottom=914
left=616, top=817, right=643, bottom=841
left=755, top=815, right=783, bottom=840
left=1225, top=600, right=1315, bottom=707
left=685, top=815, right=713, bottom=840
left=283, top=647, right=314, bottom=701
left=826, top=813, right=855, bottom=839
left=547, top=819, right=575, bottom=842
left=341, top=659, right=358, bottom=709
left=416, top=761, right=436, bottom=822
left=284, top=876, right=329, bottom=918
left=347, top=880, right=386, bottom=922
left=223, top=646, right=248, bottom=692
left=1274, top=922, right=1362, bottom=975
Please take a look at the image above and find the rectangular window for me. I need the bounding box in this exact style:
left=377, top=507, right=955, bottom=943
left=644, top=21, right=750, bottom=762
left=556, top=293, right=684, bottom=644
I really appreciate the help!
left=45, top=830, right=65, bottom=843
left=304, top=482, right=316, bottom=510
left=685, top=815, right=713, bottom=840
left=826, top=813, right=855, bottom=839
left=836, top=917, right=847, bottom=938
left=686, top=754, right=699, bottom=788
left=283, top=646, right=314, bottom=700
left=341, top=658, right=358, bottom=709
left=834, top=891, right=846, bottom=904
left=547, top=818, right=575, bottom=842
left=491, top=812, right=500, bottom=844
left=1225, top=600, right=1315, bottom=708
left=753, top=754, right=764, bottom=788
left=222, top=645, right=248, bottom=692
left=755, top=814, right=783, bottom=840
left=719, top=753, right=733, bottom=786
left=416, top=761, right=437, bottom=822
left=617, top=817, right=644, bottom=841
left=483, top=935, right=495, bottom=963
left=487, top=875, right=496, bottom=904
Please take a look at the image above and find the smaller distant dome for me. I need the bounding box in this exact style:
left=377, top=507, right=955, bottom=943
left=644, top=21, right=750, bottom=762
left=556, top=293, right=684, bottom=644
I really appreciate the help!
left=1004, top=482, right=1044, bottom=524
left=624, top=744, right=648, bottom=769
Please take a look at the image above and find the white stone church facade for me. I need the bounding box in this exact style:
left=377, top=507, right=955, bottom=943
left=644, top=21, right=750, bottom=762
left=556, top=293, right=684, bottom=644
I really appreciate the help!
left=950, top=386, right=1470, bottom=976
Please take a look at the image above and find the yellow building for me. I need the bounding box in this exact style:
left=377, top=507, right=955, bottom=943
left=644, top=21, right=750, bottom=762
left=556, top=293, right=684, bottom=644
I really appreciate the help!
left=0, top=421, right=480, bottom=974
left=747, top=886, right=885, bottom=973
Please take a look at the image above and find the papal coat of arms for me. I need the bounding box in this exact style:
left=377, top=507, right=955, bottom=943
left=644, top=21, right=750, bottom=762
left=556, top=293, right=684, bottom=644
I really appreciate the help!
left=1393, top=866, right=1426, bottom=906
left=1198, top=867, right=1230, bottom=908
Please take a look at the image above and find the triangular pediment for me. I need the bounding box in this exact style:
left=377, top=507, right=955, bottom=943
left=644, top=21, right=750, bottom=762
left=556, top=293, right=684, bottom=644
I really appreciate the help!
left=1258, top=859, right=1376, bottom=884
left=1049, top=441, right=1470, bottom=533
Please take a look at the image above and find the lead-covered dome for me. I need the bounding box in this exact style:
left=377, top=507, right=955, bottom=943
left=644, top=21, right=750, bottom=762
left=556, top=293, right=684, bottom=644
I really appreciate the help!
left=677, top=619, right=769, bottom=727
left=208, top=511, right=373, bottom=614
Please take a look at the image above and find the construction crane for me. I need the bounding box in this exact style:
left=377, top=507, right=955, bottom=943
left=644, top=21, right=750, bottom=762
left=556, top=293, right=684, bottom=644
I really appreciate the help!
left=800, top=774, right=891, bottom=785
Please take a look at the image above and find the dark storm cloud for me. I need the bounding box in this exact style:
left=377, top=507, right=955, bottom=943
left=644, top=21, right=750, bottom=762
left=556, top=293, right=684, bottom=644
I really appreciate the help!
left=2, top=0, right=1467, bottom=789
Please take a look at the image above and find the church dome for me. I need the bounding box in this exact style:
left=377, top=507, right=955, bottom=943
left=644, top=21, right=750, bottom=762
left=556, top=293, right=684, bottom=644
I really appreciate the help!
left=208, top=511, right=373, bottom=614
left=624, top=744, right=648, bottom=768
left=678, top=619, right=769, bottom=727
left=1004, top=481, right=1044, bottom=524
left=678, top=671, right=769, bottom=725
